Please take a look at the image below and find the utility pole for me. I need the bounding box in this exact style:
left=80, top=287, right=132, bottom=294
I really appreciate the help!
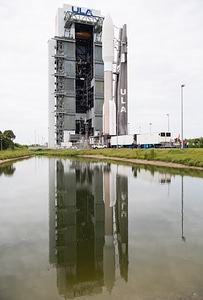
left=181, top=84, right=185, bottom=149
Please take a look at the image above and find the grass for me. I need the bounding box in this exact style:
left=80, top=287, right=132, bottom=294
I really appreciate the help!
left=32, top=147, right=203, bottom=168
left=0, top=148, right=34, bottom=160
left=1, top=147, right=203, bottom=169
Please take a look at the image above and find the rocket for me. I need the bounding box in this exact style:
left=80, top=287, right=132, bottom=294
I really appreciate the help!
left=102, top=19, right=117, bottom=284
left=115, top=24, right=128, bottom=136
left=102, top=14, right=116, bottom=136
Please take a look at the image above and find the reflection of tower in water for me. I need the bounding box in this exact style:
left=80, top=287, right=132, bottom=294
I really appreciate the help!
left=49, top=159, right=129, bottom=298
left=49, top=159, right=105, bottom=298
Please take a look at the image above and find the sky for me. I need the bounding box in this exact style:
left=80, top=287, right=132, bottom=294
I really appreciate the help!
left=0, top=0, right=203, bottom=144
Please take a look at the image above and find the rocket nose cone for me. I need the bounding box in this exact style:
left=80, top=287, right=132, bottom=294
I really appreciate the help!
left=102, top=13, right=114, bottom=62
left=103, top=13, right=113, bottom=31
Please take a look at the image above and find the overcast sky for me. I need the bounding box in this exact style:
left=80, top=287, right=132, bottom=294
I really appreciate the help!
left=1, top=0, right=203, bottom=144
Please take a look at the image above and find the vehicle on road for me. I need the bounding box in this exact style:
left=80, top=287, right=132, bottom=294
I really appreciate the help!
left=92, top=144, right=107, bottom=149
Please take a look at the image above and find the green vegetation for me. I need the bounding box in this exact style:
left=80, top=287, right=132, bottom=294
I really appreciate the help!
left=0, top=130, right=16, bottom=150
left=0, top=148, right=33, bottom=161
left=185, top=137, right=203, bottom=148
left=1, top=128, right=202, bottom=169
left=32, top=147, right=203, bottom=168
left=1, top=147, right=203, bottom=170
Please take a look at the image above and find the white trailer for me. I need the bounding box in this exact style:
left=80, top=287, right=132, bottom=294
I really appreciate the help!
left=111, top=134, right=135, bottom=148
left=110, top=132, right=172, bottom=148
left=136, top=132, right=171, bottom=148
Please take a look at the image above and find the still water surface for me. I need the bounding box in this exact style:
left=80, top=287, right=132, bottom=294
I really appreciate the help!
left=0, top=157, right=203, bottom=300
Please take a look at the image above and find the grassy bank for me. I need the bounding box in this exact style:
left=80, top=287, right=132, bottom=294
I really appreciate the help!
left=0, top=148, right=34, bottom=161
left=34, top=147, right=203, bottom=168
left=1, top=147, right=203, bottom=169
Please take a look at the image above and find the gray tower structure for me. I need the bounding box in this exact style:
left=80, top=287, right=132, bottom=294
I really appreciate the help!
left=114, top=24, right=128, bottom=136
left=48, top=4, right=104, bottom=148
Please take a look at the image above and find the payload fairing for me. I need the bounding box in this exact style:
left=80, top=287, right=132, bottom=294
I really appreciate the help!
left=102, top=14, right=116, bottom=136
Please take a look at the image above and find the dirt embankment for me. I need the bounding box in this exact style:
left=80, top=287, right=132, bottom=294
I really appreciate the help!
left=0, top=155, right=33, bottom=165
left=1, top=153, right=203, bottom=171
left=81, top=154, right=203, bottom=171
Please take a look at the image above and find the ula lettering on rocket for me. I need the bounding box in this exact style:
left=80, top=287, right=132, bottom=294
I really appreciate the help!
left=120, top=88, right=127, bottom=113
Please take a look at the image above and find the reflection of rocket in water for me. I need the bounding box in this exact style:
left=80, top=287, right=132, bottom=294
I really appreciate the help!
left=103, top=164, right=129, bottom=291
left=103, top=164, right=115, bottom=293
left=50, top=159, right=129, bottom=297
left=116, top=174, right=129, bottom=281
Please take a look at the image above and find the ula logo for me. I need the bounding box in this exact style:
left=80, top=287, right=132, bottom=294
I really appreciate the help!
left=120, top=89, right=127, bottom=113
left=72, top=6, right=93, bottom=16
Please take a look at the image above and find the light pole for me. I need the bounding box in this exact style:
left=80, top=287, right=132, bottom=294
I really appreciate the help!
left=167, top=113, right=169, bottom=132
left=181, top=84, right=185, bottom=149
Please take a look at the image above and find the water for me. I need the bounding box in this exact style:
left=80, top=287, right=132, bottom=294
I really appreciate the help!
left=0, top=156, right=203, bottom=300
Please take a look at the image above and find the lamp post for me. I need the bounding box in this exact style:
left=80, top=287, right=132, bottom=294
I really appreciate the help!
left=167, top=113, right=169, bottom=132
left=181, top=84, right=185, bottom=149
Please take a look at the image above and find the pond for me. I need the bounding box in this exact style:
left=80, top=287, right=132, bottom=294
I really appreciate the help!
left=0, top=156, right=203, bottom=300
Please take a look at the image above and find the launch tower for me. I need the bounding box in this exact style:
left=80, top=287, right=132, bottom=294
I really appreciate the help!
left=48, top=4, right=104, bottom=148
left=48, top=4, right=128, bottom=148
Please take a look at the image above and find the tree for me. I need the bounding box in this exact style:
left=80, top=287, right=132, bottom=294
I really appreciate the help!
left=0, top=131, right=3, bottom=150
left=3, top=130, right=16, bottom=140
left=0, top=130, right=16, bottom=150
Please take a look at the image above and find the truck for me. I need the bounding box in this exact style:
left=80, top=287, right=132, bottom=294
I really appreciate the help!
left=110, top=132, right=172, bottom=148
left=135, top=132, right=172, bottom=148
left=111, top=134, right=135, bottom=148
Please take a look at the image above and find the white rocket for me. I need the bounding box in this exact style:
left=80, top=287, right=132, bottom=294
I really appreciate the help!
left=102, top=14, right=116, bottom=136
left=102, top=17, right=116, bottom=289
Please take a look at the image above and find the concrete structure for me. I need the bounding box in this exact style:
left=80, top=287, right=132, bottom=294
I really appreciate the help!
left=48, top=4, right=128, bottom=148
left=48, top=4, right=104, bottom=148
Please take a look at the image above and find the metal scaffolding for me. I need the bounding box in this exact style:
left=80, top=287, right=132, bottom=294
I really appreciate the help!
left=53, top=11, right=104, bottom=145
